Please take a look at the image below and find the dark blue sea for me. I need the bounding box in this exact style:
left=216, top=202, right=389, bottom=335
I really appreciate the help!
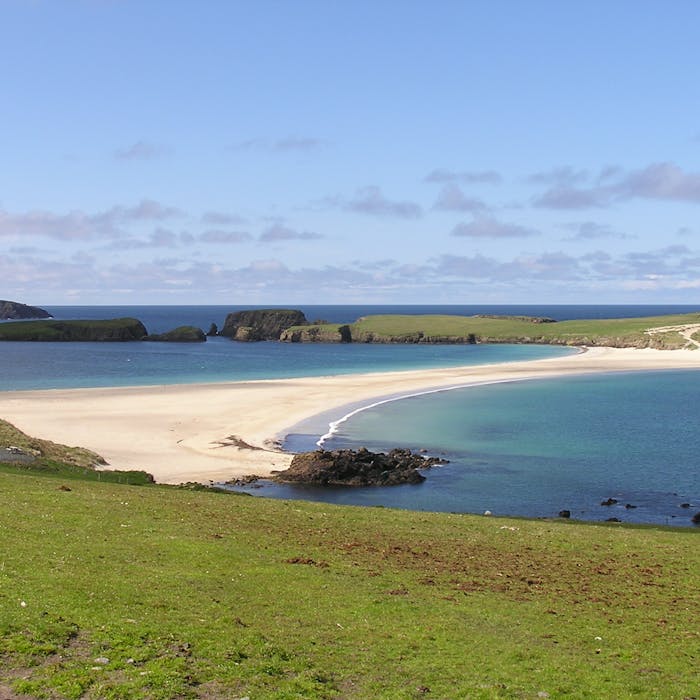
left=2, top=304, right=699, bottom=527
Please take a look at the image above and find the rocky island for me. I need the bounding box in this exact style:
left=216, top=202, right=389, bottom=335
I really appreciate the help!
left=220, top=308, right=308, bottom=341
left=0, top=300, right=52, bottom=320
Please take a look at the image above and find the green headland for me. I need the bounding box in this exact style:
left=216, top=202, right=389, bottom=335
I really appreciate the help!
left=281, top=311, right=700, bottom=349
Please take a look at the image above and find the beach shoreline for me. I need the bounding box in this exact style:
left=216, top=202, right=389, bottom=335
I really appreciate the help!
left=1, top=345, right=700, bottom=484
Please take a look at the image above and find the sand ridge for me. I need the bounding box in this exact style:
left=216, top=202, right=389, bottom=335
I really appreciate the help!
left=1, top=346, right=699, bottom=484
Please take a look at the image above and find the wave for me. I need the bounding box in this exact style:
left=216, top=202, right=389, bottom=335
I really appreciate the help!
left=315, top=377, right=529, bottom=448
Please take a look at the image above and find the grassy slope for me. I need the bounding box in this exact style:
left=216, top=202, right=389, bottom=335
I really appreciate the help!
left=285, top=312, right=700, bottom=348
left=1, top=466, right=698, bottom=699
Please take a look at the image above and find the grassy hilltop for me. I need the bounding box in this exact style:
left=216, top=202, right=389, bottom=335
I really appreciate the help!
left=281, top=311, right=700, bottom=349
left=1, top=422, right=699, bottom=699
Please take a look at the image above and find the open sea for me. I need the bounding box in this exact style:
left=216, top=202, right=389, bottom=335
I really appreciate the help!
left=2, top=304, right=700, bottom=527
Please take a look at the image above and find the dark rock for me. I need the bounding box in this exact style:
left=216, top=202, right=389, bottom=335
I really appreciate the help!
left=143, top=326, right=206, bottom=342
left=558, top=510, right=571, bottom=518
left=624, top=503, right=637, bottom=509
left=605, top=517, right=621, bottom=522
left=272, top=447, right=447, bottom=487
left=0, top=300, right=52, bottom=320
left=207, top=323, right=219, bottom=336
left=680, top=503, right=691, bottom=509
left=600, top=498, right=618, bottom=506
left=220, top=309, right=308, bottom=341
left=692, top=512, right=700, bottom=525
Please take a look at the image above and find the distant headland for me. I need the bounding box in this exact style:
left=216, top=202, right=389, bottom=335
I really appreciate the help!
left=0, top=300, right=52, bottom=320
left=1, top=305, right=700, bottom=349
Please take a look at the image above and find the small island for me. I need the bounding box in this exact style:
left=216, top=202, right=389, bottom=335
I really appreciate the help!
left=0, top=300, right=52, bottom=320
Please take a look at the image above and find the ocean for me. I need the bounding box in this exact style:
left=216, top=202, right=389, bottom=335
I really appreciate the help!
left=2, top=304, right=699, bottom=526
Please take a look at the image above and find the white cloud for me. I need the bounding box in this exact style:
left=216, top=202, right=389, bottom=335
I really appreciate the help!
left=533, top=162, right=700, bottom=209
left=0, top=200, right=182, bottom=241
left=338, top=186, right=422, bottom=219
left=433, top=184, right=487, bottom=212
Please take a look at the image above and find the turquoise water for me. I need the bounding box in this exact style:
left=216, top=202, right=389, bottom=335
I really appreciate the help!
left=0, top=339, right=572, bottom=391
left=246, top=371, right=700, bottom=527
left=3, top=304, right=700, bottom=526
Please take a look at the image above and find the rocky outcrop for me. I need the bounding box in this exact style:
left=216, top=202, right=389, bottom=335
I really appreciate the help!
left=0, top=300, right=52, bottom=320
left=221, top=309, right=308, bottom=341
left=0, top=318, right=148, bottom=341
left=206, top=323, right=219, bottom=337
left=280, top=324, right=352, bottom=343
left=143, top=326, right=206, bottom=342
left=272, top=447, right=447, bottom=486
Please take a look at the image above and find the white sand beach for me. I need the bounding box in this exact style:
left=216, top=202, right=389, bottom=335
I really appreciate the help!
left=2, top=346, right=700, bottom=484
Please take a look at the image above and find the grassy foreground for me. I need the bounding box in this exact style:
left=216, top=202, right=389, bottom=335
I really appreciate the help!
left=283, top=311, right=700, bottom=348
left=1, top=463, right=698, bottom=699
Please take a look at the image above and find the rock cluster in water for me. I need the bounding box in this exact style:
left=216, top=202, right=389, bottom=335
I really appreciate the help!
left=272, top=447, right=447, bottom=487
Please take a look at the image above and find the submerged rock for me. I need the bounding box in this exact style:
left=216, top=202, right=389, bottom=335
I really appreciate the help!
left=271, top=447, right=447, bottom=487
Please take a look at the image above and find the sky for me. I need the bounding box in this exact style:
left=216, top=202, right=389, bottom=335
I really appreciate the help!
left=2, top=0, right=700, bottom=306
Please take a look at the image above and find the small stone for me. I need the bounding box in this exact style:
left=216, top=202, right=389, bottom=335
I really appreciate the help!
left=483, top=510, right=492, bottom=516
left=94, top=656, right=109, bottom=665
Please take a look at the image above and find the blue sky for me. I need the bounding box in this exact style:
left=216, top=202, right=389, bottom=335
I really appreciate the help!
left=2, top=0, right=700, bottom=305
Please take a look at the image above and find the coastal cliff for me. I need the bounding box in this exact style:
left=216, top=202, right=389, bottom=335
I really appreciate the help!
left=220, top=309, right=308, bottom=341
left=0, top=300, right=52, bottom=320
left=280, top=312, right=700, bottom=349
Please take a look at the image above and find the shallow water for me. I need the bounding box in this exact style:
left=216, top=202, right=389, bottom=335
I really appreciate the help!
left=237, top=370, right=700, bottom=527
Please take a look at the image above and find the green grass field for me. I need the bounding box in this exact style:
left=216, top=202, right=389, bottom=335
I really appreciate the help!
left=1, top=422, right=699, bottom=699
left=284, top=312, right=700, bottom=348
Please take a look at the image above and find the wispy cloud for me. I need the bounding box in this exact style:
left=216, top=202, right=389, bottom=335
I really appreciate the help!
left=0, top=200, right=182, bottom=241
left=424, top=169, right=502, bottom=184
left=433, top=184, right=487, bottom=212
left=232, top=136, right=326, bottom=153
left=451, top=216, right=537, bottom=238
left=199, top=230, right=253, bottom=244
left=259, top=224, right=323, bottom=242
left=201, top=211, right=247, bottom=225
left=561, top=221, right=634, bottom=241
left=527, top=166, right=588, bottom=186
left=330, top=186, right=422, bottom=219
left=533, top=162, right=700, bottom=209
left=114, top=141, right=171, bottom=160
